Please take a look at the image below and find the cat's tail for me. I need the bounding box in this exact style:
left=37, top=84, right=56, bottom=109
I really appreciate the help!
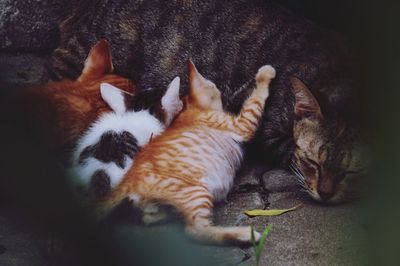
left=185, top=225, right=261, bottom=245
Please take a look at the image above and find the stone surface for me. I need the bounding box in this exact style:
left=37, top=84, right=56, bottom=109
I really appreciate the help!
left=0, top=182, right=367, bottom=266
left=0, top=208, right=78, bottom=266
left=0, top=0, right=72, bottom=51
left=214, top=192, right=265, bottom=226
left=111, top=223, right=246, bottom=266
left=262, top=169, right=300, bottom=192
left=244, top=192, right=367, bottom=266
left=232, top=162, right=270, bottom=193
left=0, top=210, right=42, bottom=266
left=0, top=53, right=49, bottom=88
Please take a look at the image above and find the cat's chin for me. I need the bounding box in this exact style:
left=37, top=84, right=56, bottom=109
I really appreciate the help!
left=305, top=190, right=350, bottom=205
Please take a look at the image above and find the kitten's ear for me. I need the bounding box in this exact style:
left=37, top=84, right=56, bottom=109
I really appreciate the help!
left=291, top=77, right=322, bottom=119
left=161, top=77, right=183, bottom=125
left=100, top=83, right=127, bottom=114
left=188, top=60, right=209, bottom=91
left=78, top=39, right=114, bottom=82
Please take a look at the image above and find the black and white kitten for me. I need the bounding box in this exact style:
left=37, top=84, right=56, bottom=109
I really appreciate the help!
left=69, top=77, right=182, bottom=199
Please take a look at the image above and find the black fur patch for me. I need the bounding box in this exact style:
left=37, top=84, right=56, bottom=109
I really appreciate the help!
left=90, top=169, right=111, bottom=199
left=78, top=130, right=139, bottom=168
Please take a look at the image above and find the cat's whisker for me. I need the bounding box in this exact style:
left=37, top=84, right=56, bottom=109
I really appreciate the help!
left=289, top=163, right=311, bottom=192
left=293, top=173, right=307, bottom=188
left=290, top=170, right=305, bottom=185
left=298, top=181, right=308, bottom=190
left=293, top=173, right=306, bottom=185
left=300, top=188, right=310, bottom=194
left=289, top=163, right=306, bottom=182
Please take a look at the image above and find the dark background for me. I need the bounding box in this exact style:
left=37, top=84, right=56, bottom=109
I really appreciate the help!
left=0, top=0, right=399, bottom=265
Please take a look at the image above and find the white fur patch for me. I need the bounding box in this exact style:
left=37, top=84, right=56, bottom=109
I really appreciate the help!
left=70, top=110, right=165, bottom=195
left=100, top=83, right=127, bottom=114
left=75, top=110, right=164, bottom=158
left=161, top=76, right=183, bottom=126
left=192, top=129, right=244, bottom=202
left=69, top=157, right=132, bottom=188
left=129, top=194, right=141, bottom=205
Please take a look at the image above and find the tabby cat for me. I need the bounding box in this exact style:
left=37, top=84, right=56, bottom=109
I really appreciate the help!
left=70, top=77, right=182, bottom=199
left=48, top=0, right=364, bottom=203
left=95, top=61, right=275, bottom=244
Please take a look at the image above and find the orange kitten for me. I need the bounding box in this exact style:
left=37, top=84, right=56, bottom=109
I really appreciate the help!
left=15, top=40, right=135, bottom=157
left=95, top=61, right=276, bottom=245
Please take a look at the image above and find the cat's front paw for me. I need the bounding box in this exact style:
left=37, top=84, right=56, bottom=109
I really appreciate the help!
left=256, top=65, right=276, bottom=86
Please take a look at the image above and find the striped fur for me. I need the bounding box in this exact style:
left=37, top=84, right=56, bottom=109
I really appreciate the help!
left=94, top=62, right=276, bottom=245
left=48, top=1, right=361, bottom=204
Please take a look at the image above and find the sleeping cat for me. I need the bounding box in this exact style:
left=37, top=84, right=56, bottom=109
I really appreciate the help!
left=48, top=0, right=364, bottom=203
left=94, top=61, right=276, bottom=245
left=70, top=77, right=182, bottom=199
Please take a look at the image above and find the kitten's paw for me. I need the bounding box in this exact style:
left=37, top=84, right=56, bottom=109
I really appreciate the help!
left=142, top=203, right=159, bottom=214
left=236, top=226, right=261, bottom=243
left=142, top=212, right=168, bottom=225
left=256, top=65, right=276, bottom=85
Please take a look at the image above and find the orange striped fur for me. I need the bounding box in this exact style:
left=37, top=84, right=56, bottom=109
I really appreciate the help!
left=95, top=61, right=276, bottom=245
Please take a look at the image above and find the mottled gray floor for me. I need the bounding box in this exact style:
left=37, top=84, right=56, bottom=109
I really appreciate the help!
left=0, top=164, right=367, bottom=266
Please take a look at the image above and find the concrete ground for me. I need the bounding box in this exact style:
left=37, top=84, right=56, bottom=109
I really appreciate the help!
left=0, top=2, right=367, bottom=265
left=214, top=164, right=367, bottom=266
left=0, top=164, right=367, bottom=266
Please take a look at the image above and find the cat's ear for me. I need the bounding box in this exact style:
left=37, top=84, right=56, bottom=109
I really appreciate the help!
left=78, top=39, right=114, bottom=82
left=100, top=83, right=127, bottom=114
left=188, top=60, right=209, bottom=92
left=161, top=77, right=183, bottom=126
left=291, top=77, right=322, bottom=119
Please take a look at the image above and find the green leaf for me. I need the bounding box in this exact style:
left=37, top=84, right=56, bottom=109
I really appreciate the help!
left=244, top=204, right=303, bottom=217
left=255, top=224, right=273, bottom=266
left=250, top=226, right=257, bottom=252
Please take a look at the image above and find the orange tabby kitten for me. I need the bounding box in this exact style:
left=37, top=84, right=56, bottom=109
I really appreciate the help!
left=95, top=61, right=276, bottom=245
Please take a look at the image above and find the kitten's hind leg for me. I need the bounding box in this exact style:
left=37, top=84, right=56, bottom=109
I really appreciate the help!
left=172, top=187, right=261, bottom=245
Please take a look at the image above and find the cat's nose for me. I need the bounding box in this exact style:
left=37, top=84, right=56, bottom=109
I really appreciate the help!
left=317, top=178, right=335, bottom=202
left=318, top=189, right=335, bottom=202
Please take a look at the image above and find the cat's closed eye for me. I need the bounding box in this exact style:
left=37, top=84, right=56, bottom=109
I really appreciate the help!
left=301, top=161, right=318, bottom=177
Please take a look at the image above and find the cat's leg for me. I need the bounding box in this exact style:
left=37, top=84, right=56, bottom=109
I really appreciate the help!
left=171, top=186, right=261, bottom=245
left=233, top=65, right=276, bottom=141
left=89, top=169, right=111, bottom=199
